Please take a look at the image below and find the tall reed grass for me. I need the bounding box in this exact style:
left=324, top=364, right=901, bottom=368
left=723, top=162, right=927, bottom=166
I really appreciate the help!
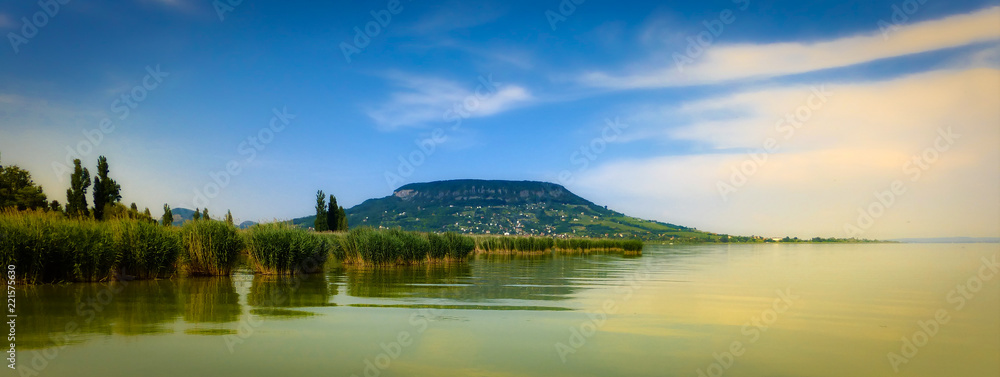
left=554, top=238, right=643, bottom=254
left=244, top=222, right=329, bottom=275
left=474, top=235, right=555, bottom=254
left=472, top=235, right=643, bottom=255
left=339, top=227, right=475, bottom=265
left=0, top=210, right=181, bottom=283
left=107, top=218, right=183, bottom=280
left=180, top=220, right=244, bottom=276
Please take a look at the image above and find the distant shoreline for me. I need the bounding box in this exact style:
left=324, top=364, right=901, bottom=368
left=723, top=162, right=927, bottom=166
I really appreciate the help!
left=889, top=237, right=1000, bottom=244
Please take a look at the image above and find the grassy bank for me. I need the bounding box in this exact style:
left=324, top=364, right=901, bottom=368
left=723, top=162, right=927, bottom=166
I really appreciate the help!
left=1, top=211, right=329, bottom=283
left=244, top=222, right=329, bottom=275
left=473, top=235, right=555, bottom=254
left=181, top=220, right=244, bottom=276
left=553, top=238, right=644, bottom=255
left=3, top=210, right=642, bottom=283
left=472, top=235, right=643, bottom=255
left=338, top=227, right=475, bottom=266
left=0, top=210, right=181, bottom=283
left=334, top=228, right=641, bottom=265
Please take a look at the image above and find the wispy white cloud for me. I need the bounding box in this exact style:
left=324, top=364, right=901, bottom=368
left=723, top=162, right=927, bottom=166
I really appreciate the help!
left=580, top=6, right=1000, bottom=89
left=366, top=73, right=532, bottom=130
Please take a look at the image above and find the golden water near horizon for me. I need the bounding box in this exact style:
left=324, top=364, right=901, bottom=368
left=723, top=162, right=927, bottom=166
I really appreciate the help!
left=9, top=243, right=999, bottom=377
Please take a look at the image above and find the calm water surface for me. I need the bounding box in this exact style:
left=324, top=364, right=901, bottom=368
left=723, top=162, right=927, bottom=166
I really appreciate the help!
left=11, top=243, right=1000, bottom=377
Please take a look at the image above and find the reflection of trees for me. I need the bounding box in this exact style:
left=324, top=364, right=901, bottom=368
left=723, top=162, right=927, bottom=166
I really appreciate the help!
left=341, top=253, right=638, bottom=305
left=16, top=279, right=185, bottom=349
left=182, top=277, right=241, bottom=323
left=248, top=273, right=332, bottom=308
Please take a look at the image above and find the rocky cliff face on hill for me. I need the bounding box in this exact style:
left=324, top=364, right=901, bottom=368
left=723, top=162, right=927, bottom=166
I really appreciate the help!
left=390, top=180, right=591, bottom=206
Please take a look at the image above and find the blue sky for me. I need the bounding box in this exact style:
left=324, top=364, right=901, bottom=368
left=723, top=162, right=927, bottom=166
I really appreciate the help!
left=1, top=0, right=998, bottom=238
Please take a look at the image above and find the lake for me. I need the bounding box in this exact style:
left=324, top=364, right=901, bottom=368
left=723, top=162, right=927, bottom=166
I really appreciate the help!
left=11, top=243, right=999, bottom=377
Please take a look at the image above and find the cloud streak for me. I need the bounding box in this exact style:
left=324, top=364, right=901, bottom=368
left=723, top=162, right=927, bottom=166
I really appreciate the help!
left=581, top=6, right=1000, bottom=89
left=367, top=73, right=532, bottom=130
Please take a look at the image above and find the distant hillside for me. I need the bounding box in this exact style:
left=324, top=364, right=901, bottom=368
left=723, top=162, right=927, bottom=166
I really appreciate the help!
left=169, top=208, right=255, bottom=228
left=170, top=208, right=197, bottom=226
left=294, top=179, right=720, bottom=241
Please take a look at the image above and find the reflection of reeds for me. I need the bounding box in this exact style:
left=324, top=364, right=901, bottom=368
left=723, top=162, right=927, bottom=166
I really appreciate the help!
left=182, top=277, right=241, bottom=323
left=0, top=209, right=181, bottom=283
left=244, top=223, right=329, bottom=275
left=14, top=279, right=186, bottom=348
left=181, top=221, right=244, bottom=276
left=247, top=273, right=331, bottom=307
left=345, top=263, right=471, bottom=298
left=110, top=279, right=183, bottom=335
left=339, top=227, right=475, bottom=266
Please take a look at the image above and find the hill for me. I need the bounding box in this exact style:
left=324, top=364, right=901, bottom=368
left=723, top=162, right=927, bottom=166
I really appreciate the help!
left=170, top=207, right=198, bottom=226
left=168, top=208, right=255, bottom=228
left=294, top=179, right=720, bottom=241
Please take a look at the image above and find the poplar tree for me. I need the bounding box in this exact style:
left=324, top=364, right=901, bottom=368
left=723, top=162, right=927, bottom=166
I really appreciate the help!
left=202, top=208, right=209, bottom=221
left=314, top=190, right=328, bottom=231
left=193, top=208, right=201, bottom=221
left=65, top=159, right=91, bottom=217
left=225, top=210, right=234, bottom=226
left=92, top=156, right=121, bottom=220
left=327, top=195, right=339, bottom=231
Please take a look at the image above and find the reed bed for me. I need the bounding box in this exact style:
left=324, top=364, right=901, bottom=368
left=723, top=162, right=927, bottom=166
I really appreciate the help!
left=107, top=218, right=183, bottom=280
left=472, top=235, right=643, bottom=255
left=244, top=222, right=329, bottom=275
left=0, top=210, right=182, bottom=283
left=473, top=235, right=555, bottom=254
left=554, top=238, right=644, bottom=255
left=338, top=227, right=475, bottom=266
left=180, top=220, right=244, bottom=276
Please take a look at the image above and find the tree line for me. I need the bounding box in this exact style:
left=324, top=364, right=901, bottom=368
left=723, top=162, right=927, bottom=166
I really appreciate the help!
left=314, top=189, right=347, bottom=232
left=0, top=153, right=236, bottom=227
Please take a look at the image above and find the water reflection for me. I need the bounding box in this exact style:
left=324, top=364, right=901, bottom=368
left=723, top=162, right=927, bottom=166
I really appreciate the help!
left=16, top=253, right=646, bottom=351
left=247, top=273, right=333, bottom=308
left=182, top=277, right=241, bottom=323
left=17, top=279, right=185, bottom=349
left=343, top=263, right=472, bottom=298
left=339, top=253, right=647, bottom=311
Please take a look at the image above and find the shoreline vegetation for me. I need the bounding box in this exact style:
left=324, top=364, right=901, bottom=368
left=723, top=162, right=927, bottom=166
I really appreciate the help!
left=1, top=153, right=886, bottom=285
left=0, top=210, right=645, bottom=284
